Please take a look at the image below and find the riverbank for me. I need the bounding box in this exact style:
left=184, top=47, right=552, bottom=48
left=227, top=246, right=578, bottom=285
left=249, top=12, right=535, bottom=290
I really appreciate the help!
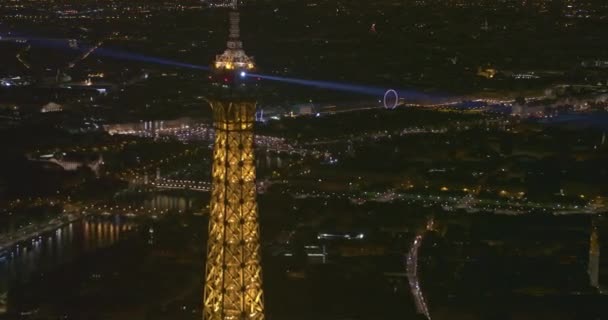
left=0, top=213, right=81, bottom=254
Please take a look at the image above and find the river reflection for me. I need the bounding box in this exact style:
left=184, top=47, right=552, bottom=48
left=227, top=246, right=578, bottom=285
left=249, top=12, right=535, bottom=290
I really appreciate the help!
left=143, top=194, right=193, bottom=212
left=0, top=218, right=137, bottom=293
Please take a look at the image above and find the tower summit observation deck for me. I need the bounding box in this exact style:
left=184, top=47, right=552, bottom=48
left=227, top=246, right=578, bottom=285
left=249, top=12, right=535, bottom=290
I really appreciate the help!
left=203, top=1, right=265, bottom=319
left=213, top=0, right=255, bottom=76
left=208, top=0, right=258, bottom=96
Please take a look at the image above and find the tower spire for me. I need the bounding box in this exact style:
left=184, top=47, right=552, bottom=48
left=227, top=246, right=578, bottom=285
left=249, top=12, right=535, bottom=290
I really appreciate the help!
left=214, top=2, right=255, bottom=71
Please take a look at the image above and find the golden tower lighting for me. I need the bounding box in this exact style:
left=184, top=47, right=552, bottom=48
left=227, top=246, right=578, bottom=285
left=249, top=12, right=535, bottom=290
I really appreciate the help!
left=203, top=99, right=264, bottom=320
left=204, top=1, right=264, bottom=317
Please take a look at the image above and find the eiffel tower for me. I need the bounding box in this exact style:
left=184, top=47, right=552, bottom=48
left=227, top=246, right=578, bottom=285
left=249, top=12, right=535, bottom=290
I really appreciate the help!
left=203, top=1, right=264, bottom=319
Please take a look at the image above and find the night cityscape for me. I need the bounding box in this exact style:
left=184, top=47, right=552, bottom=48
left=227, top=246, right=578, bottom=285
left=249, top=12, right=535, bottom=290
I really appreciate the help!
left=0, top=0, right=607, bottom=319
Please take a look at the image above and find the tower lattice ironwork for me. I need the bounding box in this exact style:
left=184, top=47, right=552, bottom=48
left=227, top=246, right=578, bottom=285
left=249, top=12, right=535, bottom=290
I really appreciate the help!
left=203, top=99, right=265, bottom=320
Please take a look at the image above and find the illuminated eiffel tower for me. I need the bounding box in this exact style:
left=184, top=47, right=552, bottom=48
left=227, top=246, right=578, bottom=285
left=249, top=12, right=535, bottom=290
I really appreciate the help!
left=203, top=1, right=264, bottom=319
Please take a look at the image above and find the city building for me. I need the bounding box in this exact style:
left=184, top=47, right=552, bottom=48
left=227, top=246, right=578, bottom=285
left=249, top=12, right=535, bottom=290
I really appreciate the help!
left=40, top=102, right=63, bottom=113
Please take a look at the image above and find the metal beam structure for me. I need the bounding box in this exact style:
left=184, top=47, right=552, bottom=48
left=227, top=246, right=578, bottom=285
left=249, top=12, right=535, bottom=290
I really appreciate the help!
left=203, top=99, right=265, bottom=320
